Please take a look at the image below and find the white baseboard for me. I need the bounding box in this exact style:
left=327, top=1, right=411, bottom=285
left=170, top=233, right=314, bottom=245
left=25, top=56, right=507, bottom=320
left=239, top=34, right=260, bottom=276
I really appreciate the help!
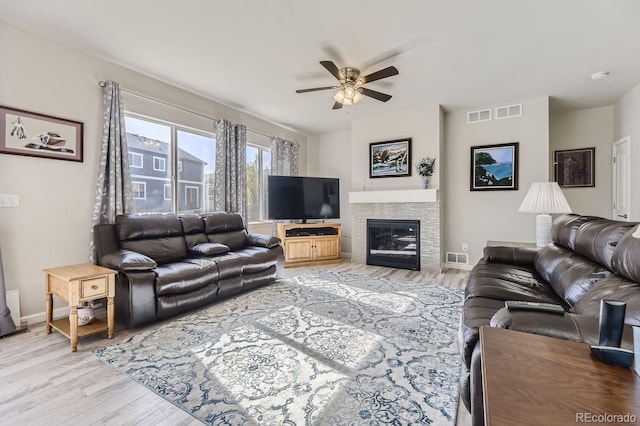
left=22, top=306, right=70, bottom=327
left=443, top=262, right=473, bottom=271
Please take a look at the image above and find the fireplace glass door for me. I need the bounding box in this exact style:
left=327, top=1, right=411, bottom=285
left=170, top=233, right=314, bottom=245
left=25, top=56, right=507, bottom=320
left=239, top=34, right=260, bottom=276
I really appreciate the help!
left=366, top=219, right=420, bottom=271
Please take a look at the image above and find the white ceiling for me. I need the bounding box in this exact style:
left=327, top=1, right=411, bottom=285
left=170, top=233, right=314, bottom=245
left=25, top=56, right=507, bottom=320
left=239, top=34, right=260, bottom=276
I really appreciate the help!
left=2, top=0, right=640, bottom=135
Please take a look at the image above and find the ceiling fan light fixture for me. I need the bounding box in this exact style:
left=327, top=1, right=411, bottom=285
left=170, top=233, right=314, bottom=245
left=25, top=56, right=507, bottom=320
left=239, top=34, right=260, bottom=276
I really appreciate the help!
left=333, top=89, right=346, bottom=103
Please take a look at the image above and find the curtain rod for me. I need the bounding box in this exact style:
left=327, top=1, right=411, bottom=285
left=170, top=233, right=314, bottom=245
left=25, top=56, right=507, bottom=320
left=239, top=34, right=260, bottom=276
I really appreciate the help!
left=98, top=80, right=273, bottom=139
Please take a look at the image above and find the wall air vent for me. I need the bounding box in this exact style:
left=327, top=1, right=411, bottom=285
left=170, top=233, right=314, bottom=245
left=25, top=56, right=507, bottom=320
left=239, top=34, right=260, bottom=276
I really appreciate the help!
left=467, top=108, right=492, bottom=123
left=495, top=103, right=522, bottom=119
left=446, top=252, right=468, bottom=264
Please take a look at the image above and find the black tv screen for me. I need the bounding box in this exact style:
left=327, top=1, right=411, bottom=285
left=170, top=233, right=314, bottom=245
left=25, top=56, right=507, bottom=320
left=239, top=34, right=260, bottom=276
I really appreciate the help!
left=268, top=175, right=340, bottom=221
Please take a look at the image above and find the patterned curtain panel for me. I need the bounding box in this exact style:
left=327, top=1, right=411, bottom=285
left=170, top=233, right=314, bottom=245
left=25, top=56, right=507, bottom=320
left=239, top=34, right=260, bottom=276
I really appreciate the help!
left=213, top=119, right=247, bottom=220
left=89, top=80, right=133, bottom=263
left=0, top=244, right=16, bottom=336
left=271, top=137, right=300, bottom=176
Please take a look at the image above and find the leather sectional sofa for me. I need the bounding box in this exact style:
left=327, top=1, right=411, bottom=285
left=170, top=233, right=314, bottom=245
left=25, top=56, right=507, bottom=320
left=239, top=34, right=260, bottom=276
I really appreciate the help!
left=94, top=212, right=284, bottom=328
left=459, top=214, right=640, bottom=425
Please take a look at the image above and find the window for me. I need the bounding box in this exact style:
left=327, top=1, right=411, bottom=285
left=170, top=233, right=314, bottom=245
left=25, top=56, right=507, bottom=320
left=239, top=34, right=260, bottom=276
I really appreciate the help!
left=129, top=152, right=143, bottom=168
left=246, top=144, right=271, bottom=223
left=153, top=156, right=166, bottom=171
left=185, top=186, right=200, bottom=210
left=125, top=115, right=215, bottom=214
left=132, top=181, right=146, bottom=199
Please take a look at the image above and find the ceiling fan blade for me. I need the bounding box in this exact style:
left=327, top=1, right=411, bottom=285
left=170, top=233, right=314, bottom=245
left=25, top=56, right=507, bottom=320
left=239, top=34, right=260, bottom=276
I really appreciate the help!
left=332, top=102, right=343, bottom=110
left=360, top=66, right=399, bottom=84
left=320, top=60, right=343, bottom=81
left=296, top=86, right=336, bottom=93
left=361, top=87, right=392, bottom=102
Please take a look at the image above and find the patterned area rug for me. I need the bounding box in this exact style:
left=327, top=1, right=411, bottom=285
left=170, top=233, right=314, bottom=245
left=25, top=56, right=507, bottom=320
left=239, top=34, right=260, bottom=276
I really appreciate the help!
left=93, top=270, right=463, bottom=425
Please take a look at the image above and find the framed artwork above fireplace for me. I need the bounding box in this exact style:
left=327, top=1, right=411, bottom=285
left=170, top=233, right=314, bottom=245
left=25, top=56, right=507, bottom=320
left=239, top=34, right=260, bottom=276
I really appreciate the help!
left=369, top=138, right=412, bottom=178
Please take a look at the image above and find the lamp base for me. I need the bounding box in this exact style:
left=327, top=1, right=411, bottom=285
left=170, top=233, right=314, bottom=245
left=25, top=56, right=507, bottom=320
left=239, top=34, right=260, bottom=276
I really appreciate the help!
left=536, top=214, right=552, bottom=247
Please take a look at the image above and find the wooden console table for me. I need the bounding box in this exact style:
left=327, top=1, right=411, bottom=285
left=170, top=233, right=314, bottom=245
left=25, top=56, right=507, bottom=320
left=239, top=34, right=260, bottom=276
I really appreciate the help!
left=44, top=263, right=116, bottom=352
left=481, top=326, right=640, bottom=425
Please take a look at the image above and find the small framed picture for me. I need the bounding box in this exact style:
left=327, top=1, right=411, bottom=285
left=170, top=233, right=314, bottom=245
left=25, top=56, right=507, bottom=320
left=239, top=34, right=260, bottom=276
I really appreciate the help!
left=0, top=105, right=83, bottom=162
left=554, top=147, right=595, bottom=188
left=470, top=142, right=519, bottom=191
left=370, top=138, right=411, bottom=178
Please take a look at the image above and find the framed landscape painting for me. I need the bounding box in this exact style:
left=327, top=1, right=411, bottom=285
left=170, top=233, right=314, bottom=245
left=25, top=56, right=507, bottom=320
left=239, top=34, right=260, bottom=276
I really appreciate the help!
left=470, top=142, right=519, bottom=191
left=0, top=105, right=83, bottom=162
left=554, top=147, right=595, bottom=188
left=369, top=138, right=412, bottom=178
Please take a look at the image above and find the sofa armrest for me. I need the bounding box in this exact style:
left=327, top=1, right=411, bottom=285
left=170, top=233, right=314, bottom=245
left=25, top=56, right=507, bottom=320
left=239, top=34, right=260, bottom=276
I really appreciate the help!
left=483, top=246, right=538, bottom=267
left=101, top=249, right=157, bottom=271
left=247, top=233, right=281, bottom=248
left=490, top=308, right=635, bottom=350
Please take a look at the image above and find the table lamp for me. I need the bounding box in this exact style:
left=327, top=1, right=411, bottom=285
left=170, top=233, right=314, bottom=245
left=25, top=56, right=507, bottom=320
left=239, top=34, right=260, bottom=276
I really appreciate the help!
left=518, top=182, right=572, bottom=247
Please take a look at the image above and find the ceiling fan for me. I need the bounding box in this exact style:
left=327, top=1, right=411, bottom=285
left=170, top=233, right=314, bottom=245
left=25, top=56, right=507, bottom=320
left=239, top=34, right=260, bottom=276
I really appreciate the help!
left=296, top=60, right=399, bottom=110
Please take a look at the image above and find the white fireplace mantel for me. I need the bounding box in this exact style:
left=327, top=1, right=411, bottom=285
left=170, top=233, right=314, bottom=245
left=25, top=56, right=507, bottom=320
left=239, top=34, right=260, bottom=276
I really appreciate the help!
left=348, top=189, right=438, bottom=204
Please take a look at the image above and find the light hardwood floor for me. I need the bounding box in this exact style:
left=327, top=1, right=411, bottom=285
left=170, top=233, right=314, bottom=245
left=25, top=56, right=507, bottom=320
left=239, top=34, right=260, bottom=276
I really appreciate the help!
left=0, top=261, right=470, bottom=426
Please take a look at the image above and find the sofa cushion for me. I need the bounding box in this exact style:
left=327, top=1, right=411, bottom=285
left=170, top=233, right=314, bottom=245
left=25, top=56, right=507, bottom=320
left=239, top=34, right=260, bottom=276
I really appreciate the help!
left=547, top=256, right=611, bottom=306
left=203, top=212, right=248, bottom=251
left=573, top=219, right=636, bottom=270
left=570, top=275, right=640, bottom=326
left=211, top=253, right=243, bottom=280
left=189, top=243, right=230, bottom=257
left=247, top=233, right=281, bottom=249
left=459, top=297, right=506, bottom=368
left=117, top=214, right=188, bottom=264
left=551, top=214, right=600, bottom=250
left=179, top=213, right=208, bottom=248
left=154, top=259, right=219, bottom=296
left=611, top=225, right=640, bottom=283
left=464, top=263, right=561, bottom=304
left=101, top=249, right=157, bottom=271
left=234, top=247, right=279, bottom=275
left=534, top=244, right=576, bottom=283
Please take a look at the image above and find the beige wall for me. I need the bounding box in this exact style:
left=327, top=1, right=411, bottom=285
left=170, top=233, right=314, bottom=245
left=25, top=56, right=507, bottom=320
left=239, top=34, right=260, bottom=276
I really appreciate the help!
left=614, top=82, right=640, bottom=220
left=351, top=106, right=443, bottom=192
left=549, top=106, right=614, bottom=218
left=307, top=129, right=352, bottom=254
left=443, top=97, right=550, bottom=265
left=0, top=22, right=307, bottom=322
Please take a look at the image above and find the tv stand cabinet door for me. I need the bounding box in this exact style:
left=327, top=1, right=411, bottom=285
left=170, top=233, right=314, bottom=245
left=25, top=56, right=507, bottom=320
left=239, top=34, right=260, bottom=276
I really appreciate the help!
left=314, top=237, right=340, bottom=261
left=284, top=238, right=314, bottom=264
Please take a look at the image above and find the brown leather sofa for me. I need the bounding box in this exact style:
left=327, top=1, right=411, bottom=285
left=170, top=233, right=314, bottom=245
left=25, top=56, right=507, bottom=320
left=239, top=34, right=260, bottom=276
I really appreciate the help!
left=459, top=214, right=640, bottom=425
left=94, top=212, right=284, bottom=328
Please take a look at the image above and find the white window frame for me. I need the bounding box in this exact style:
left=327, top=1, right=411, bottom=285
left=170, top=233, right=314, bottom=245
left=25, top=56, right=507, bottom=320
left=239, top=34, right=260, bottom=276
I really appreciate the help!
left=153, top=156, right=166, bottom=172
left=132, top=181, right=146, bottom=199
left=185, top=185, right=200, bottom=208
left=246, top=143, right=271, bottom=223
left=129, top=152, right=143, bottom=168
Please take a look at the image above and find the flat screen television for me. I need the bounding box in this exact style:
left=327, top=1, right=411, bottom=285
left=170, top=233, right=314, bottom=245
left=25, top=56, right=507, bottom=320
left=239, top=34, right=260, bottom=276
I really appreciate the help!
left=268, top=175, right=340, bottom=222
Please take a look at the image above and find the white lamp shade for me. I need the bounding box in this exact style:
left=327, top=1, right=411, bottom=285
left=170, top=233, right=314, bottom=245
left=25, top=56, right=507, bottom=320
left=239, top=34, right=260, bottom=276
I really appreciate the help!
left=518, top=182, right=572, bottom=214
left=519, top=182, right=572, bottom=247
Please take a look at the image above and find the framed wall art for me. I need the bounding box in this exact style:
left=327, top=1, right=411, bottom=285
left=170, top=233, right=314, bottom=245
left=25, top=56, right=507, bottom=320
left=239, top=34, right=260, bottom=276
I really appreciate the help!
left=0, top=105, right=83, bottom=162
left=554, top=147, right=595, bottom=188
left=470, top=142, right=519, bottom=191
left=369, top=138, right=411, bottom=178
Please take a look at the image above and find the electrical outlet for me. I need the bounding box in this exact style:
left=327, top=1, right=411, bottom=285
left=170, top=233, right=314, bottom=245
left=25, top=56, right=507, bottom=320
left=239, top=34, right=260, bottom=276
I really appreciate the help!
left=462, top=243, right=468, bottom=252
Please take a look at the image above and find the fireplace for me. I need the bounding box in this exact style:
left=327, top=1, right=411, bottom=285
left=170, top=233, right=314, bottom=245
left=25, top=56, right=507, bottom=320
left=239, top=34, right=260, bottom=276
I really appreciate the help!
left=366, top=219, right=420, bottom=271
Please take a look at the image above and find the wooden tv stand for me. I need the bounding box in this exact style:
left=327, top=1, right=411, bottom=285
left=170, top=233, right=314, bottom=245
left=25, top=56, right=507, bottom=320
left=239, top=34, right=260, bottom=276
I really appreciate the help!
left=276, top=223, right=341, bottom=268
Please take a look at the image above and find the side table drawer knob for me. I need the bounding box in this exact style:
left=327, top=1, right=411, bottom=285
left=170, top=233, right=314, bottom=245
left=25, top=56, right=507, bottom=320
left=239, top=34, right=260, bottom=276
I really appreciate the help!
left=91, top=284, right=98, bottom=290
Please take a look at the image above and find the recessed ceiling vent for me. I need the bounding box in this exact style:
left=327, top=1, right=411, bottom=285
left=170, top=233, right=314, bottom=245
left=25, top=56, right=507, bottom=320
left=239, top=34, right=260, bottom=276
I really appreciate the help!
left=467, top=108, right=492, bottom=123
left=495, top=104, right=522, bottom=119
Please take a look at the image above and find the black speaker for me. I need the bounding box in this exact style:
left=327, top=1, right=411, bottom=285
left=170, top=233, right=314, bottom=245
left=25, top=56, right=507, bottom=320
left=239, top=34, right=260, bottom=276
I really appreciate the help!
left=598, top=300, right=626, bottom=347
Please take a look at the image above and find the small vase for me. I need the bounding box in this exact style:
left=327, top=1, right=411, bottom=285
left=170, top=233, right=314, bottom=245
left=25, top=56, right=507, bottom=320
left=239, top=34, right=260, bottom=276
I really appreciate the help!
left=422, top=177, right=430, bottom=189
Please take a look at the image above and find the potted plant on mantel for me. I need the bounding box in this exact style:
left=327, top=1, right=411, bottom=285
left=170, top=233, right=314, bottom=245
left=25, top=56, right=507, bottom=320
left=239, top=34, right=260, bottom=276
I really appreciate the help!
left=415, top=157, right=436, bottom=189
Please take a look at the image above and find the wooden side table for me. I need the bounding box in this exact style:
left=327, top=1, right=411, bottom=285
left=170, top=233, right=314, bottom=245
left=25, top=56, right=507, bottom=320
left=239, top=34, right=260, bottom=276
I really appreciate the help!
left=44, top=263, right=116, bottom=352
left=481, top=326, right=640, bottom=425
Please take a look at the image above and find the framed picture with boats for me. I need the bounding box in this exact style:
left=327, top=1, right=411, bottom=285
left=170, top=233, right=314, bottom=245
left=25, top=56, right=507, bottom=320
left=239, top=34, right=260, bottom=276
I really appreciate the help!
left=0, top=105, right=83, bottom=162
left=470, top=142, right=519, bottom=191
